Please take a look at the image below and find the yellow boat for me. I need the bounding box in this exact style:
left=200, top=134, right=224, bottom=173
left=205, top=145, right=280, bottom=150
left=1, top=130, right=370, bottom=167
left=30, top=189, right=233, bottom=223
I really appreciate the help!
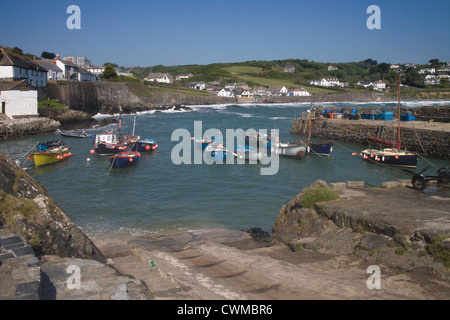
left=29, top=146, right=72, bottom=167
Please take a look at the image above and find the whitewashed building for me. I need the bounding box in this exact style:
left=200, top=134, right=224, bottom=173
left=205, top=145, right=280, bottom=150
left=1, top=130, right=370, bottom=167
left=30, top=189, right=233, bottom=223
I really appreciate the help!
left=372, top=80, right=386, bottom=91
left=0, top=80, right=38, bottom=118
left=54, top=54, right=78, bottom=81
left=62, top=56, right=92, bottom=68
left=87, top=66, right=104, bottom=77
left=186, top=82, right=205, bottom=90
left=288, top=88, right=311, bottom=96
left=216, top=88, right=234, bottom=97
left=78, top=68, right=97, bottom=82
left=308, top=78, right=340, bottom=87
left=36, top=61, right=64, bottom=81
left=176, top=73, right=193, bottom=80
left=0, top=48, right=47, bottom=87
left=267, top=86, right=288, bottom=96
left=418, top=68, right=436, bottom=74
left=144, top=73, right=173, bottom=83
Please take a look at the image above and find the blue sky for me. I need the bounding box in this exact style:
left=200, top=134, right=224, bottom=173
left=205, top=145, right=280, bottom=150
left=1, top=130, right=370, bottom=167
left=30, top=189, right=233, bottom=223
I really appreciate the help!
left=1, top=0, right=449, bottom=67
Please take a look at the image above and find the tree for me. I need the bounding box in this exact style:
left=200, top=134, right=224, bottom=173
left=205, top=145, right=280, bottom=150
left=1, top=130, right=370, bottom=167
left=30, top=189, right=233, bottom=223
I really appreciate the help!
left=103, top=62, right=118, bottom=68
left=428, top=58, right=440, bottom=67
left=102, top=64, right=118, bottom=79
left=41, top=51, right=56, bottom=59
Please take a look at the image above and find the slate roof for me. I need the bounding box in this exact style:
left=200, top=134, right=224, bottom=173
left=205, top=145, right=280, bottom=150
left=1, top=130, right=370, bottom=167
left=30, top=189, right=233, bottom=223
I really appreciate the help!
left=0, top=48, right=47, bottom=72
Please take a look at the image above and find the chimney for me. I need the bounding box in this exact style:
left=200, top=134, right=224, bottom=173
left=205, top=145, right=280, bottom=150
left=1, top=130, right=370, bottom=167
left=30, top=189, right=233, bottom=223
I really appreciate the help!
left=55, top=54, right=60, bottom=60
left=68, top=57, right=72, bottom=62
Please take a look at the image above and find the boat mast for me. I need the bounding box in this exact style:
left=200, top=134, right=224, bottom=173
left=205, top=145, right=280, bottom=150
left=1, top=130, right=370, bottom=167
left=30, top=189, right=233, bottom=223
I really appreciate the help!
left=308, top=103, right=312, bottom=143
left=397, top=72, right=401, bottom=149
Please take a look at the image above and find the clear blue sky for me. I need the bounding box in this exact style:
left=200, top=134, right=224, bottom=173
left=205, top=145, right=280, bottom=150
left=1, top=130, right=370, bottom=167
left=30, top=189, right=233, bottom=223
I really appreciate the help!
left=1, top=0, right=449, bottom=67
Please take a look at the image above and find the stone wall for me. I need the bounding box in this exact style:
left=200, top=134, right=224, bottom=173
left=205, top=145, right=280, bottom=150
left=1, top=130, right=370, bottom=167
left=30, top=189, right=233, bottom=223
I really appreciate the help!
left=291, top=118, right=450, bottom=160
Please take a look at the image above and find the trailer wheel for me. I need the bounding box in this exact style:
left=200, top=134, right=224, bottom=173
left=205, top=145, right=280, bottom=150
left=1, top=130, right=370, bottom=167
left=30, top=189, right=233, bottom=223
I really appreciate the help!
left=412, top=176, right=427, bottom=191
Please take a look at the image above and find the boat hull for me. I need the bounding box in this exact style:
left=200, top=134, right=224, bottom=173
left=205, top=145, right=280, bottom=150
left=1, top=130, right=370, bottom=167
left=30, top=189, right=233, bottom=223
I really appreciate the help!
left=307, top=142, right=333, bottom=156
left=131, top=139, right=158, bottom=152
left=31, top=146, right=72, bottom=167
left=360, top=148, right=418, bottom=168
left=204, top=145, right=228, bottom=162
left=109, top=152, right=140, bottom=168
left=93, top=143, right=127, bottom=155
left=279, top=143, right=306, bottom=158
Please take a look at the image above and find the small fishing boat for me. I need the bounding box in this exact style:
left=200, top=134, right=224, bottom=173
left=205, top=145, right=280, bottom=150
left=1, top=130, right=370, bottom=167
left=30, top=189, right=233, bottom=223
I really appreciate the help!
left=109, top=151, right=140, bottom=169
left=29, top=145, right=72, bottom=167
left=36, top=140, right=65, bottom=151
left=305, top=141, right=333, bottom=156
left=360, top=74, right=417, bottom=168
left=59, top=130, right=91, bottom=138
left=131, top=138, right=159, bottom=152
left=279, top=142, right=307, bottom=158
left=91, top=132, right=127, bottom=155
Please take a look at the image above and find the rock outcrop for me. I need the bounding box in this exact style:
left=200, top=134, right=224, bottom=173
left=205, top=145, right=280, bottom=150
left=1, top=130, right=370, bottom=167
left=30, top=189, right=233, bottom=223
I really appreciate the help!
left=0, top=153, right=105, bottom=263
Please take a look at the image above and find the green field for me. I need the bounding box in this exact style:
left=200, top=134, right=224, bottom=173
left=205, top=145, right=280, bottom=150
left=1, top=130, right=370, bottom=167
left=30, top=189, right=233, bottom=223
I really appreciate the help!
left=222, top=66, right=263, bottom=74
left=235, top=75, right=333, bottom=94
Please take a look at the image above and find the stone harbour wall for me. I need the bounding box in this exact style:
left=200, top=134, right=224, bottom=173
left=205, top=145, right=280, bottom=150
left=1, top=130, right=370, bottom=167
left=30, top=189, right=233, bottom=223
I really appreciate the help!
left=291, top=118, right=450, bottom=160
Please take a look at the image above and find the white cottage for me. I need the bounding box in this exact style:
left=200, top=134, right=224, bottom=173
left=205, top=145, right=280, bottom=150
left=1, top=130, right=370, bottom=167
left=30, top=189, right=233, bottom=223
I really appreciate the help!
left=144, top=73, right=173, bottom=83
left=0, top=80, right=38, bottom=118
left=36, top=61, right=64, bottom=81
left=0, top=48, right=47, bottom=87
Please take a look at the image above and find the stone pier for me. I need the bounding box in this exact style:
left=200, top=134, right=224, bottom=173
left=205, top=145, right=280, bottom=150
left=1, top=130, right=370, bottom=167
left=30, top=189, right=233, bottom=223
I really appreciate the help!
left=291, top=117, right=450, bottom=160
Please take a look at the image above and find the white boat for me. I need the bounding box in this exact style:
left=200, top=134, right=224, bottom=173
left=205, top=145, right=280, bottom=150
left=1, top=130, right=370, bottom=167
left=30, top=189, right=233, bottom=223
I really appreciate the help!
left=279, top=142, right=307, bottom=158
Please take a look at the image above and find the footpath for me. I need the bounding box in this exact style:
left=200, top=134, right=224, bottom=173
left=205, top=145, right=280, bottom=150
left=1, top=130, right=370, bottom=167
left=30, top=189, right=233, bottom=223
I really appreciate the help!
left=1, top=180, right=449, bottom=300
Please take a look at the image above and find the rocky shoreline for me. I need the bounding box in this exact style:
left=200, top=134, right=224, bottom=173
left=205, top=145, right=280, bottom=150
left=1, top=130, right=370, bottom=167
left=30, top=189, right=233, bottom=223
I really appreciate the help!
left=0, top=152, right=449, bottom=300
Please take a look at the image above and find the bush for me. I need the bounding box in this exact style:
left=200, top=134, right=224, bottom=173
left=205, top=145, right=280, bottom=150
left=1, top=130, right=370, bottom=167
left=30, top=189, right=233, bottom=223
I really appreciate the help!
left=297, top=187, right=339, bottom=208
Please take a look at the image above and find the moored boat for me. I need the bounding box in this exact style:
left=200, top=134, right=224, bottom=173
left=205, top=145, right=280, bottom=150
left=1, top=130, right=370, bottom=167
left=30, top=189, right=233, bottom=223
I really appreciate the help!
left=360, top=74, right=417, bottom=168
left=91, top=132, right=127, bottom=155
left=279, top=142, right=307, bottom=158
left=109, top=151, right=140, bottom=169
left=131, top=138, right=159, bottom=152
left=29, top=145, right=72, bottom=167
left=36, top=140, right=65, bottom=151
left=59, top=130, right=91, bottom=138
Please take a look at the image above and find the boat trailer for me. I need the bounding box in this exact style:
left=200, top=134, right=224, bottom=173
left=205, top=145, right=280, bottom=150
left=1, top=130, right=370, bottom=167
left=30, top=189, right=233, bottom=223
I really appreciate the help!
left=403, top=165, right=450, bottom=191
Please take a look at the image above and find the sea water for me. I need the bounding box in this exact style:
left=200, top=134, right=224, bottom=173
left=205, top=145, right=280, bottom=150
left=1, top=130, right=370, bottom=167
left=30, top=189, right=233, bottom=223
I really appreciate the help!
left=1, top=101, right=449, bottom=238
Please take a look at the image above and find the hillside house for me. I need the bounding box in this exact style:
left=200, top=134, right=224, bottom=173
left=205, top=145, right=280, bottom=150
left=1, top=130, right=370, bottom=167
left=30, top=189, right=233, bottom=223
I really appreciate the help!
left=36, top=61, right=64, bottom=81
left=78, top=68, right=97, bottom=82
left=54, top=54, right=78, bottom=81
left=87, top=66, right=104, bottom=77
left=63, top=56, right=92, bottom=68
left=267, top=86, right=288, bottom=96
left=144, top=73, right=173, bottom=83
left=253, top=86, right=267, bottom=97
left=186, top=82, right=205, bottom=90
left=308, top=78, right=340, bottom=87
left=424, top=75, right=440, bottom=85
left=418, top=68, right=436, bottom=74
left=356, top=81, right=373, bottom=88
left=0, top=80, right=38, bottom=118
left=114, top=68, right=133, bottom=77
left=0, top=48, right=47, bottom=87
left=216, top=88, right=234, bottom=97
left=176, top=73, right=193, bottom=80
left=372, top=80, right=386, bottom=91
left=283, top=65, right=295, bottom=73
left=438, top=65, right=450, bottom=73
left=288, top=88, right=311, bottom=96
left=328, top=65, right=338, bottom=71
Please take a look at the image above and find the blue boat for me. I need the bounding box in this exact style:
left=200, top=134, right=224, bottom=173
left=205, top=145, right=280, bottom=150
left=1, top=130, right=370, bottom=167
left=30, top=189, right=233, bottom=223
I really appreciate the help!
left=109, top=151, right=140, bottom=169
left=306, top=141, right=333, bottom=156
left=131, top=138, right=159, bottom=152
left=36, top=140, right=65, bottom=151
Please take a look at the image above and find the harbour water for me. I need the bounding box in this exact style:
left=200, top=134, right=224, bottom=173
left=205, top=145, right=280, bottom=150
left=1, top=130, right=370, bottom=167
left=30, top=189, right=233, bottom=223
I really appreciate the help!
left=1, top=101, right=449, bottom=238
